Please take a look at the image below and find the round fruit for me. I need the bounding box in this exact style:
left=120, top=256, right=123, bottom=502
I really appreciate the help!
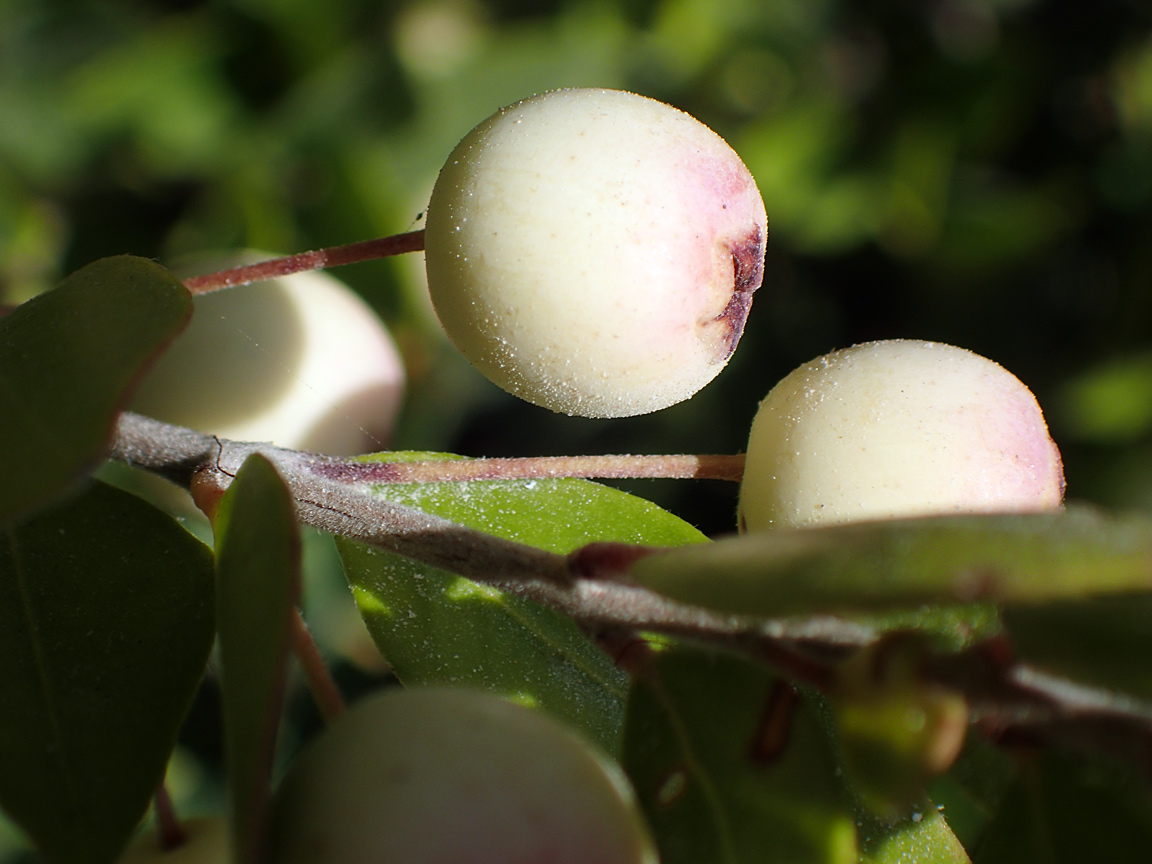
left=424, top=88, right=768, bottom=418
left=738, top=340, right=1065, bottom=531
left=267, top=687, right=657, bottom=864
left=117, top=817, right=229, bottom=864
left=132, top=259, right=404, bottom=455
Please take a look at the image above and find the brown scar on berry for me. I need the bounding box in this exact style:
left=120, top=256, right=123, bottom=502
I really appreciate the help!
left=706, top=221, right=768, bottom=362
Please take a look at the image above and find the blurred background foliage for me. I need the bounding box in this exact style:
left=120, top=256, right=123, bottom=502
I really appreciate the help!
left=4, top=0, right=1152, bottom=857
left=6, top=0, right=1152, bottom=518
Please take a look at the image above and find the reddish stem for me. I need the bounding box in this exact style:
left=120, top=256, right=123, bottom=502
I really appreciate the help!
left=154, top=783, right=188, bottom=851
left=317, top=453, right=746, bottom=485
left=289, top=608, right=345, bottom=723
left=182, top=230, right=426, bottom=294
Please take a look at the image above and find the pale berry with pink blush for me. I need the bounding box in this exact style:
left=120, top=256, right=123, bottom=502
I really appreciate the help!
left=738, top=340, right=1065, bottom=531
left=424, top=88, right=767, bottom=418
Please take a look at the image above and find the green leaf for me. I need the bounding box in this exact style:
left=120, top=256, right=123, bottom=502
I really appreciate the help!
left=629, top=507, right=1152, bottom=618
left=808, top=684, right=972, bottom=864
left=0, top=481, right=215, bottom=864
left=0, top=256, right=191, bottom=525
left=833, top=683, right=968, bottom=820
left=621, top=647, right=857, bottom=864
left=856, top=604, right=1002, bottom=653
left=928, top=736, right=1018, bottom=850
left=1002, top=594, right=1152, bottom=701
left=214, top=454, right=301, bottom=864
left=335, top=451, right=707, bottom=756
left=856, top=807, right=971, bottom=864
left=973, top=752, right=1152, bottom=863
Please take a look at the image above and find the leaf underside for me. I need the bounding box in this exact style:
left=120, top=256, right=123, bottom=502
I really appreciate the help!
left=215, top=454, right=301, bottom=864
left=0, top=481, right=215, bottom=864
left=0, top=256, right=191, bottom=525
left=629, top=506, right=1152, bottom=617
left=335, top=451, right=708, bottom=756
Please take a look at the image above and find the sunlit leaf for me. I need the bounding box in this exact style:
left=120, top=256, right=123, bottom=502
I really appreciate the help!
left=336, top=451, right=707, bottom=755
left=621, top=647, right=857, bottom=864
left=215, top=455, right=300, bottom=864
left=0, top=482, right=214, bottom=864
left=856, top=806, right=971, bottom=864
left=629, top=507, right=1152, bottom=617
left=0, top=256, right=191, bottom=524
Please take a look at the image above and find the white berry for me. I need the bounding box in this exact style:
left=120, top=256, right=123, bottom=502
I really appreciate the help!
left=267, top=688, right=657, bottom=864
left=424, top=88, right=767, bottom=418
left=738, top=340, right=1065, bottom=531
left=132, top=260, right=405, bottom=455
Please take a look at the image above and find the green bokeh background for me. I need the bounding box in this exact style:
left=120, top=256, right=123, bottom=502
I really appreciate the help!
left=5, top=0, right=1152, bottom=521
left=4, top=0, right=1152, bottom=857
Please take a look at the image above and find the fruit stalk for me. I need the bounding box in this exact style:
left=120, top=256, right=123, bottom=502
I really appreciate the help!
left=181, top=231, right=425, bottom=294
left=316, top=453, right=745, bottom=485
left=289, top=609, right=345, bottom=723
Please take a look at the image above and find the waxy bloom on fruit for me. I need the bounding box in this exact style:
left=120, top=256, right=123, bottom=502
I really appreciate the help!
left=268, top=688, right=657, bottom=864
left=132, top=261, right=404, bottom=455
left=424, top=88, right=768, bottom=418
left=739, top=340, right=1065, bottom=530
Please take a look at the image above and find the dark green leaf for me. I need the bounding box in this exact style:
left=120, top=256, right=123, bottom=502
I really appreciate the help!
left=0, top=256, right=191, bottom=524
left=1003, top=594, right=1152, bottom=701
left=630, top=507, right=1152, bottom=617
left=215, top=454, right=300, bottom=864
left=622, top=648, right=857, bottom=864
left=928, top=736, right=1018, bottom=851
left=336, top=451, right=707, bottom=756
left=974, top=752, right=1152, bottom=864
left=0, top=482, right=215, bottom=864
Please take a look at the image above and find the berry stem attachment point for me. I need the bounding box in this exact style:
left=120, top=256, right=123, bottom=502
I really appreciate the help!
left=320, top=453, right=746, bottom=485
left=153, top=783, right=188, bottom=852
left=182, top=230, right=426, bottom=294
left=289, top=608, right=345, bottom=723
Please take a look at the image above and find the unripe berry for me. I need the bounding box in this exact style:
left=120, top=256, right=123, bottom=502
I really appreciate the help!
left=132, top=262, right=404, bottom=455
left=267, top=688, right=657, bottom=864
left=424, top=88, right=767, bottom=418
left=738, top=340, right=1065, bottom=531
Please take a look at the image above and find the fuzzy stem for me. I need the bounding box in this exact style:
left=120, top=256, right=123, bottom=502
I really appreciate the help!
left=109, top=413, right=1152, bottom=763
left=289, top=608, right=345, bottom=723
left=182, top=230, right=426, bottom=294
left=317, top=453, right=745, bottom=485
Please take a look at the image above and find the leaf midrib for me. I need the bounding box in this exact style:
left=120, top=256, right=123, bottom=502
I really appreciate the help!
left=5, top=526, right=76, bottom=812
